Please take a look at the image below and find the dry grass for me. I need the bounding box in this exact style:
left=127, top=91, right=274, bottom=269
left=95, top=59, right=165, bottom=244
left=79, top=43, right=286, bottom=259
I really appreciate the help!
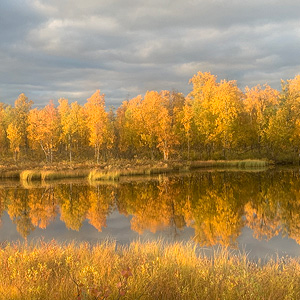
left=3, top=159, right=271, bottom=183
left=41, top=170, right=89, bottom=181
left=88, top=170, right=121, bottom=181
left=189, top=159, right=270, bottom=169
left=0, top=240, right=299, bottom=299
left=0, top=171, right=20, bottom=179
left=20, top=170, right=41, bottom=181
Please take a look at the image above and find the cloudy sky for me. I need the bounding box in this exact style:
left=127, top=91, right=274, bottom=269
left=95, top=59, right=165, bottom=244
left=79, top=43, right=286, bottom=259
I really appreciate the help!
left=1, top=0, right=300, bottom=107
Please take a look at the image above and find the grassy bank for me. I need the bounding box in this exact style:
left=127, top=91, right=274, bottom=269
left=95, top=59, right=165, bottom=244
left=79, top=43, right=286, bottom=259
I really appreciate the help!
left=0, top=159, right=271, bottom=182
left=20, top=169, right=90, bottom=182
left=0, top=240, right=299, bottom=300
left=88, top=159, right=270, bottom=182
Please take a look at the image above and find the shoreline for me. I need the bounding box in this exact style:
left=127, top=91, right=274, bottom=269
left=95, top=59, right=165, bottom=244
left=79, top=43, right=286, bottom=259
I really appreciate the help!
left=0, top=159, right=272, bottom=181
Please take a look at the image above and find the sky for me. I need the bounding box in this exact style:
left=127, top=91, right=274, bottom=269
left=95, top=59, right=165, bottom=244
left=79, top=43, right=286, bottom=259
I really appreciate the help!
left=1, top=0, right=300, bottom=107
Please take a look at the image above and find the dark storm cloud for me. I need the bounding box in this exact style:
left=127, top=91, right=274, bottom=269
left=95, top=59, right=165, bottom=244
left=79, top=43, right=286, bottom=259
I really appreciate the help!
left=0, top=0, right=300, bottom=106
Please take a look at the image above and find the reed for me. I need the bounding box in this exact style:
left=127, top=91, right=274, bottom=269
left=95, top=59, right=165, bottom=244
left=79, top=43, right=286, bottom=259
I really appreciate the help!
left=41, top=169, right=89, bottom=181
left=0, top=240, right=299, bottom=300
left=0, top=170, right=20, bottom=179
left=88, top=169, right=121, bottom=181
left=20, top=170, right=41, bottom=181
left=120, top=168, right=148, bottom=176
left=189, top=159, right=270, bottom=169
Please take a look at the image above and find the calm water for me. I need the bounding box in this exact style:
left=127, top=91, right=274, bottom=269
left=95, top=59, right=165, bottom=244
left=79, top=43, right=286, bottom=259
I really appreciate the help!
left=1, top=168, right=300, bottom=258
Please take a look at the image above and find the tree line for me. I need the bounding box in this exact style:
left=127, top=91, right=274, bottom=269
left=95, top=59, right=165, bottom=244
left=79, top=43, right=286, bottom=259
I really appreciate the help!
left=2, top=71, right=300, bottom=163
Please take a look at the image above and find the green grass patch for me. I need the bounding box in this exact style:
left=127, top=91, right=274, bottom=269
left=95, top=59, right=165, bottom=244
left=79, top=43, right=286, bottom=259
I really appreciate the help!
left=0, top=240, right=300, bottom=299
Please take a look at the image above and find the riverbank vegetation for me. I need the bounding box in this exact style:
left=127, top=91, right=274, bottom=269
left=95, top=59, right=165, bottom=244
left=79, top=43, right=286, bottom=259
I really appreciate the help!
left=1, top=72, right=300, bottom=165
left=0, top=240, right=299, bottom=300
left=0, top=158, right=270, bottom=181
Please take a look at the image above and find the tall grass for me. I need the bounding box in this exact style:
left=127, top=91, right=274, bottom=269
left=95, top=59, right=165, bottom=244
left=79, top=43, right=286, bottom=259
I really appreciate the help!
left=88, top=170, right=121, bottom=181
left=20, top=169, right=90, bottom=182
left=41, top=170, right=90, bottom=181
left=0, top=240, right=300, bottom=300
left=10, top=159, right=272, bottom=183
left=0, top=170, right=20, bottom=179
left=88, top=167, right=176, bottom=181
left=20, top=170, right=41, bottom=181
left=189, top=159, right=270, bottom=169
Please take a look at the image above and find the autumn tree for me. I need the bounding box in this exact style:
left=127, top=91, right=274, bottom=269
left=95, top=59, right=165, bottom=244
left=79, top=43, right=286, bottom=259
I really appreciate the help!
left=11, top=94, right=33, bottom=156
left=188, top=72, right=243, bottom=158
left=265, top=107, right=293, bottom=157
left=189, top=72, right=217, bottom=156
left=58, top=99, right=88, bottom=162
left=4, top=94, right=33, bottom=160
left=7, top=123, right=22, bottom=161
left=135, top=91, right=160, bottom=158
left=212, top=79, right=243, bottom=156
left=85, top=90, right=113, bottom=163
left=179, top=98, right=194, bottom=159
left=27, top=101, right=60, bottom=163
left=244, top=84, right=279, bottom=153
left=116, top=96, right=143, bottom=157
left=280, top=75, right=300, bottom=156
left=0, top=103, right=9, bottom=155
left=134, top=91, right=177, bottom=160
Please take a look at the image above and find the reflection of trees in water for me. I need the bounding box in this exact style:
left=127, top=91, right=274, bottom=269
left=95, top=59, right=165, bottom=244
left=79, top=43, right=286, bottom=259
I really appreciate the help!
left=0, top=189, right=8, bottom=227
left=57, top=184, right=90, bottom=231
left=86, top=185, right=115, bottom=232
left=29, top=187, right=57, bottom=229
left=4, top=169, right=300, bottom=246
left=7, top=188, right=34, bottom=239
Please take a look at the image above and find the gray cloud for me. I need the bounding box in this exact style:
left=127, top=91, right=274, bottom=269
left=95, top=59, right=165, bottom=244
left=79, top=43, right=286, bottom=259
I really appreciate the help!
left=0, top=0, right=300, bottom=107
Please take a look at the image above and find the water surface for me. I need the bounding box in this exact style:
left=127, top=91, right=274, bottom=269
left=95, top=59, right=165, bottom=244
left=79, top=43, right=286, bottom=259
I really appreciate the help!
left=1, top=168, right=300, bottom=258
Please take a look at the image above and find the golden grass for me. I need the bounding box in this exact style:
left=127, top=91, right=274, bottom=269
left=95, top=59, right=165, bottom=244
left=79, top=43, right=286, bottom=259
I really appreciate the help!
left=189, top=159, right=270, bottom=169
left=0, top=240, right=299, bottom=300
left=20, top=170, right=41, bottom=181
left=20, top=169, right=90, bottom=182
left=0, top=170, right=20, bottom=179
left=41, top=170, right=90, bottom=181
left=88, top=170, right=121, bottom=181
left=2, top=159, right=271, bottom=183
left=88, top=160, right=269, bottom=182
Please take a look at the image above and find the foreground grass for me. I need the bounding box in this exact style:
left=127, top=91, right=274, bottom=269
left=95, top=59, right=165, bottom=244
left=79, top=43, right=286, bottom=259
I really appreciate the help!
left=0, top=240, right=299, bottom=300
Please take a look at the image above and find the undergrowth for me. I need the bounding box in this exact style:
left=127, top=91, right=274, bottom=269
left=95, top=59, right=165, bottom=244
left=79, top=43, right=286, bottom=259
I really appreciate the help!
left=0, top=240, right=299, bottom=299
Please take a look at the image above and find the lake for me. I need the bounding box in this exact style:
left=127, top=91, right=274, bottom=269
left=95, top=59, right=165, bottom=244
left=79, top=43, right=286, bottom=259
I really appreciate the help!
left=1, top=167, right=300, bottom=258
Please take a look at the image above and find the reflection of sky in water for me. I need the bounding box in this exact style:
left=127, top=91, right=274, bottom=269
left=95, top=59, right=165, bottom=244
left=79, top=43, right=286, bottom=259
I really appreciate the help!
left=2, top=168, right=300, bottom=259
left=0, top=210, right=194, bottom=244
left=1, top=210, right=300, bottom=259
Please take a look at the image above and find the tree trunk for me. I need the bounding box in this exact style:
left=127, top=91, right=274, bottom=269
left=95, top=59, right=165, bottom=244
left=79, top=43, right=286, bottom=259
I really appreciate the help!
left=40, top=142, right=48, bottom=162
left=187, top=137, right=190, bottom=160
left=68, top=134, right=72, bottom=163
